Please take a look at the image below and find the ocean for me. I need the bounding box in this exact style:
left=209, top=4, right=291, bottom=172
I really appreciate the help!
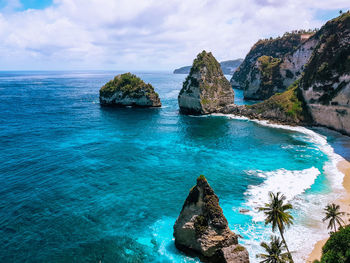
left=0, top=71, right=348, bottom=262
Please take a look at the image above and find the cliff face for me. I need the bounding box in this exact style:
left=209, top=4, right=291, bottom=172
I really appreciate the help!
left=99, top=73, right=161, bottom=107
left=279, top=37, right=319, bottom=89
left=174, top=59, right=243, bottom=75
left=173, top=175, right=249, bottom=263
left=231, top=32, right=315, bottom=100
left=178, top=51, right=235, bottom=114
left=231, top=33, right=306, bottom=88
left=300, top=12, right=350, bottom=135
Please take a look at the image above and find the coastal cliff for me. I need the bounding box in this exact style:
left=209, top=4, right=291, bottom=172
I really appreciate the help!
left=174, top=59, right=243, bottom=75
left=300, top=12, right=350, bottom=136
left=99, top=73, right=161, bottom=107
left=231, top=31, right=315, bottom=100
left=178, top=51, right=235, bottom=114
left=174, top=175, right=249, bottom=263
left=223, top=12, right=350, bottom=136
left=223, top=80, right=312, bottom=125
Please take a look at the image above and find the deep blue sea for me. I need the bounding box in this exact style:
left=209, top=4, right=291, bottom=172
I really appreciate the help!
left=0, top=71, right=349, bottom=263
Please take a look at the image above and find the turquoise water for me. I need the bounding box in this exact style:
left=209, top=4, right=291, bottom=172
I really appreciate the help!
left=0, top=71, right=342, bottom=262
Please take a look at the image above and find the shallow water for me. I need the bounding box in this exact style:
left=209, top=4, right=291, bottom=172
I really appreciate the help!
left=0, top=71, right=346, bottom=262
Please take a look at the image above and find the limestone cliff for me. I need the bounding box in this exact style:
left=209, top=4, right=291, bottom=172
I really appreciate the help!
left=221, top=13, right=350, bottom=135
left=300, top=12, right=350, bottom=135
left=178, top=51, right=235, bottom=114
left=174, top=175, right=249, bottom=263
left=231, top=31, right=316, bottom=100
left=231, top=32, right=307, bottom=89
left=99, top=73, right=161, bottom=107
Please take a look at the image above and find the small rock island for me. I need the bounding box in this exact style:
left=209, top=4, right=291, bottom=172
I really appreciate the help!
left=178, top=51, right=235, bottom=114
left=174, top=175, right=249, bottom=263
left=99, top=73, right=161, bottom=107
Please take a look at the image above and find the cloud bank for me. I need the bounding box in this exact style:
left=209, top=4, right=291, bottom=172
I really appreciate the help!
left=0, top=0, right=349, bottom=70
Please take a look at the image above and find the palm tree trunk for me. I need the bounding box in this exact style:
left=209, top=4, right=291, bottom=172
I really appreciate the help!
left=278, top=225, right=294, bottom=263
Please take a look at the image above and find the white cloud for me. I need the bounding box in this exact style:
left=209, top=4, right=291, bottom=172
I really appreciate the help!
left=0, top=0, right=349, bottom=70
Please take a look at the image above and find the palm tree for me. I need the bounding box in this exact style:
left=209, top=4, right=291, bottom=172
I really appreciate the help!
left=259, top=192, right=294, bottom=263
left=322, top=203, right=345, bottom=232
left=257, top=235, right=289, bottom=263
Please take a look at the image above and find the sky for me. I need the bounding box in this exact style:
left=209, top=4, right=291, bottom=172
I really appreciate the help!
left=0, top=0, right=349, bottom=71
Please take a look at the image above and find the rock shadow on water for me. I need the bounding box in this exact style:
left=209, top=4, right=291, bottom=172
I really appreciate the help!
left=99, top=105, right=162, bottom=127
left=178, top=114, right=231, bottom=141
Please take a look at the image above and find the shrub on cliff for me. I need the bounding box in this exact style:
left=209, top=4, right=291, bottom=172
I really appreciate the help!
left=245, top=79, right=310, bottom=123
left=99, top=73, right=161, bottom=107
left=100, top=73, right=156, bottom=99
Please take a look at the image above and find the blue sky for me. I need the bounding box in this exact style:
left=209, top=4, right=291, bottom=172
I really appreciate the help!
left=0, top=0, right=349, bottom=70
left=0, top=0, right=52, bottom=10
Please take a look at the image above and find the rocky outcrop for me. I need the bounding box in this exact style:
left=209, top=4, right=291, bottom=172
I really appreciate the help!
left=231, top=32, right=309, bottom=88
left=221, top=13, right=350, bottom=136
left=174, top=59, right=243, bottom=75
left=173, top=175, right=249, bottom=263
left=300, top=12, right=350, bottom=136
left=223, top=80, right=312, bottom=125
left=99, top=73, right=161, bottom=107
left=231, top=31, right=316, bottom=100
left=178, top=51, right=235, bottom=114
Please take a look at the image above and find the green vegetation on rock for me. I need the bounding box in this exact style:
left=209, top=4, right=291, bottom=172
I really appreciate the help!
left=257, top=55, right=283, bottom=93
left=233, top=245, right=246, bottom=253
left=231, top=31, right=310, bottom=89
left=178, top=50, right=234, bottom=114
left=174, top=59, right=243, bottom=75
left=194, top=215, right=208, bottom=236
left=187, top=50, right=222, bottom=82
left=300, top=11, right=350, bottom=105
left=246, top=79, right=309, bottom=123
left=100, top=73, right=159, bottom=100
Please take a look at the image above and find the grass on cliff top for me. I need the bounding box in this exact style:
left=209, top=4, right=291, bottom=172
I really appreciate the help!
left=182, top=50, right=227, bottom=92
left=190, top=50, right=222, bottom=75
left=247, top=80, right=306, bottom=120
left=100, top=73, right=157, bottom=98
left=197, top=174, right=207, bottom=182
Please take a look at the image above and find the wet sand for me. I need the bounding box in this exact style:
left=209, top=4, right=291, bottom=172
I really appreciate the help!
left=306, top=160, right=350, bottom=262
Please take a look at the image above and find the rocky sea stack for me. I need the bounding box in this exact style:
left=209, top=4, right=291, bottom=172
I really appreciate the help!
left=99, top=73, right=161, bottom=107
left=173, top=175, right=249, bottom=263
left=178, top=51, right=235, bottom=114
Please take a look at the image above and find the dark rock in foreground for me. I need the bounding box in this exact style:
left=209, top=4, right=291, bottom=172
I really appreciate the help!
left=178, top=51, right=235, bottom=114
left=173, top=175, right=249, bottom=263
left=99, top=73, right=161, bottom=107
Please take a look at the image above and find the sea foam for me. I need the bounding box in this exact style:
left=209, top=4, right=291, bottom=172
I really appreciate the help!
left=213, top=113, right=347, bottom=262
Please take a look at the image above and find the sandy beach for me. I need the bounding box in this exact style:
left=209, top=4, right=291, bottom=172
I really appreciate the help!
left=306, top=160, right=350, bottom=262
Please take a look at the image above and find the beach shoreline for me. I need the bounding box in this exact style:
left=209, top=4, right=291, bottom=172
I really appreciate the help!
left=306, top=159, right=350, bottom=263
